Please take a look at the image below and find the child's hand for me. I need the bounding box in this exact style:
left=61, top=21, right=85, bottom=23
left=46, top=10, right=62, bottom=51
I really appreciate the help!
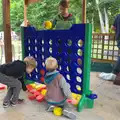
left=71, top=98, right=78, bottom=105
left=67, top=98, right=78, bottom=105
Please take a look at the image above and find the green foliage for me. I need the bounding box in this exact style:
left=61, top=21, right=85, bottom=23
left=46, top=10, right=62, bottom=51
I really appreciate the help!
left=86, top=0, right=99, bottom=31
left=99, top=0, right=120, bottom=31
left=27, top=0, right=82, bottom=29
left=70, top=0, right=82, bottom=23
left=0, top=0, right=82, bottom=32
left=86, top=0, right=120, bottom=32
left=27, top=0, right=59, bottom=30
left=10, top=0, right=24, bottom=32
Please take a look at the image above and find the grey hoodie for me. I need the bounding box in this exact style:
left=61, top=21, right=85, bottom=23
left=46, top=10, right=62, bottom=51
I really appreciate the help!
left=45, top=70, right=72, bottom=104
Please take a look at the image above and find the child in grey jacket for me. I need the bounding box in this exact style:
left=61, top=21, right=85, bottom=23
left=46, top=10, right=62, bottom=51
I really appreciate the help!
left=45, top=57, right=77, bottom=120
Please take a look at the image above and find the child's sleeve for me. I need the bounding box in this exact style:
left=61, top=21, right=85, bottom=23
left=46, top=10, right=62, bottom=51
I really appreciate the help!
left=71, top=15, right=76, bottom=24
left=113, top=14, right=119, bottom=28
left=59, top=76, right=72, bottom=99
left=52, top=18, right=57, bottom=29
left=51, top=14, right=59, bottom=29
left=18, top=76, right=27, bottom=91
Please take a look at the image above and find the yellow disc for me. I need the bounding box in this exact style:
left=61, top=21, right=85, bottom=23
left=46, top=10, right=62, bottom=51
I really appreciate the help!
left=30, top=83, right=36, bottom=89
left=72, top=93, right=77, bottom=99
left=76, top=86, right=81, bottom=91
left=36, top=86, right=41, bottom=90
left=76, top=96, right=81, bottom=101
left=35, top=84, right=42, bottom=90
left=35, top=84, right=46, bottom=90
left=41, top=89, right=47, bottom=96
left=53, top=107, right=63, bottom=116
left=71, top=93, right=82, bottom=107
left=44, top=21, right=52, bottom=29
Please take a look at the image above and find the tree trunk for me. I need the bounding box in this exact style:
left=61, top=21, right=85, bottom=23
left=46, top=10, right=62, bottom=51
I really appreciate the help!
left=95, top=0, right=105, bottom=33
left=104, top=7, right=109, bottom=33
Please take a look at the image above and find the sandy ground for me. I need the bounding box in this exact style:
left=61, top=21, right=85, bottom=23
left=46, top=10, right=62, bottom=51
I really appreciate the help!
left=91, top=72, right=120, bottom=120
left=0, top=72, right=120, bottom=120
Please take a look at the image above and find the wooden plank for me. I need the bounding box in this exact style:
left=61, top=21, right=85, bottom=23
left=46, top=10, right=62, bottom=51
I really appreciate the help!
left=93, top=33, right=115, bottom=36
left=92, top=59, right=116, bottom=63
left=82, top=0, right=86, bottom=23
left=24, top=1, right=28, bottom=27
left=2, top=0, right=12, bottom=63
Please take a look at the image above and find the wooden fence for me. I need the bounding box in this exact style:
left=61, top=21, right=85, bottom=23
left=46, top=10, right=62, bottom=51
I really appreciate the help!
left=92, top=33, right=119, bottom=63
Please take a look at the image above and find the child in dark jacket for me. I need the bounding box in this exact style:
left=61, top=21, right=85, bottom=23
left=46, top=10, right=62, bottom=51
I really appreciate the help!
left=45, top=57, right=77, bottom=120
left=0, top=56, right=37, bottom=108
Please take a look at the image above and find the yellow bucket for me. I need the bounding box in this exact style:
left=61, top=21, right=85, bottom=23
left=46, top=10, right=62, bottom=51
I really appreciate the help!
left=53, top=107, right=63, bottom=116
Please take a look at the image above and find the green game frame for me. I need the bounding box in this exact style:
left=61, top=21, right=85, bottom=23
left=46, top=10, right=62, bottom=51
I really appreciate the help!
left=21, top=24, right=94, bottom=112
left=78, top=24, right=94, bottom=112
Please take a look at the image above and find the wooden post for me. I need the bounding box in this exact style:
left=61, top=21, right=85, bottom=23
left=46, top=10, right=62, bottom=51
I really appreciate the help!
left=24, top=0, right=28, bottom=27
left=2, top=0, right=12, bottom=63
left=82, top=0, right=87, bottom=23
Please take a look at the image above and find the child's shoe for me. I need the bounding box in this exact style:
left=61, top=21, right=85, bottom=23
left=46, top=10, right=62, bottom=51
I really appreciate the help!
left=63, top=109, right=76, bottom=120
left=10, top=102, right=16, bottom=107
left=17, top=99, right=25, bottom=104
left=46, top=105, right=55, bottom=112
left=3, top=102, right=10, bottom=108
left=11, top=99, right=24, bottom=107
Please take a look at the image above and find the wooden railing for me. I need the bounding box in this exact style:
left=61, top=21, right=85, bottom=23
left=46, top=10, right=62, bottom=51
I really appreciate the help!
left=92, top=33, right=119, bottom=63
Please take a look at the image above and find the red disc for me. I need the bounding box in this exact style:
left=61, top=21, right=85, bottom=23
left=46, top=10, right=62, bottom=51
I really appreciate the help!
left=33, top=91, right=40, bottom=97
left=29, top=89, right=37, bottom=94
left=40, top=69, right=45, bottom=76
left=0, top=86, right=5, bottom=90
left=40, top=77, right=45, bottom=83
left=28, top=95, right=36, bottom=100
left=0, top=84, right=6, bottom=90
left=36, top=94, right=44, bottom=102
left=26, top=85, right=33, bottom=91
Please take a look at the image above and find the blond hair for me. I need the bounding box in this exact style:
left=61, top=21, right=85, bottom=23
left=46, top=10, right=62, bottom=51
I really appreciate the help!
left=45, top=57, right=58, bottom=71
left=24, top=56, right=37, bottom=68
